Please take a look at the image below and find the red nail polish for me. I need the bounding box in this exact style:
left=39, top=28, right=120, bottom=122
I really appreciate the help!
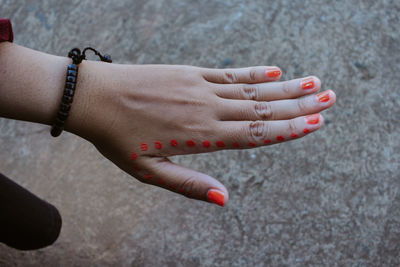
left=186, top=140, right=196, bottom=147
left=248, top=142, right=256, bottom=147
left=155, top=141, right=162, bottom=150
left=158, top=178, right=165, bottom=184
left=131, top=153, right=138, bottom=160
left=301, top=78, right=314, bottom=90
left=145, top=174, right=152, bottom=179
left=306, top=114, right=320, bottom=124
left=291, top=133, right=298, bottom=138
left=317, top=91, right=330, bottom=102
left=170, top=139, right=178, bottom=146
left=207, top=189, right=225, bottom=207
left=216, top=141, right=225, bottom=147
left=233, top=142, right=240, bottom=148
left=202, top=140, right=211, bottom=148
left=277, top=136, right=285, bottom=141
left=178, top=188, right=185, bottom=193
left=266, top=68, right=281, bottom=78
left=140, top=143, right=148, bottom=151
left=303, top=128, right=310, bottom=134
left=264, top=139, right=271, bottom=144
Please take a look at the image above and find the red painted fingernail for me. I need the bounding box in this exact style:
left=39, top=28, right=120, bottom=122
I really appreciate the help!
left=140, top=143, right=148, bottom=151
left=317, top=91, right=330, bottom=102
left=178, top=188, right=185, bottom=193
left=186, top=140, right=196, bottom=147
left=155, top=141, right=162, bottom=150
left=266, top=68, right=281, bottom=78
left=248, top=142, right=256, bottom=147
left=306, top=114, right=320, bottom=124
left=277, top=136, right=285, bottom=141
left=303, top=128, right=310, bottom=134
left=301, top=78, right=315, bottom=90
left=158, top=178, right=165, bottom=184
left=131, top=153, right=138, bottom=160
left=233, top=142, right=240, bottom=148
left=291, top=133, right=298, bottom=138
left=145, top=174, right=152, bottom=179
left=216, top=141, right=225, bottom=147
left=170, top=139, right=178, bottom=147
left=169, top=184, right=176, bottom=190
left=264, top=139, right=271, bottom=144
left=202, top=140, right=211, bottom=148
left=207, top=189, right=225, bottom=207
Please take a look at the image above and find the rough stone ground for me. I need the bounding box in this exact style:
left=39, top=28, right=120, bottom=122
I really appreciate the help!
left=0, top=0, right=399, bottom=266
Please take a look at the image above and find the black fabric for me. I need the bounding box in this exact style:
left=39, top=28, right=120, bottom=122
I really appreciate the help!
left=0, top=173, right=62, bottom=250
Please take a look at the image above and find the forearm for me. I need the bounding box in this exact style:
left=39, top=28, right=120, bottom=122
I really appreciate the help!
left=0, top=42, right=69, bottom=125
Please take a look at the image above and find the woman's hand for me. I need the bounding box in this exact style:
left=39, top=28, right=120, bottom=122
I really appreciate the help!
left=68, top=62, right=336, bottom=206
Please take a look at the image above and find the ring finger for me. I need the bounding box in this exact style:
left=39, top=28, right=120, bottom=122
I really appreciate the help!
left=216, top=90, right=336, bottom=121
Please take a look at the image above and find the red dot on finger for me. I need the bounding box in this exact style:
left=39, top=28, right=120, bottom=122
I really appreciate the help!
left=170, top=139, right=178, bottom=146
left=233, top=142, right=240, bottom=148
left=202, top=140, right=211, bottom=148
left=248, top=142, right=256, bottom=147
left=141, top=143, right=148, bottom=151
left=264, top=139, right=271, bottom=144
left=155, top=141, right=162, bottom=150
left=131, top=153, right=138, bottom=160
left=216, top=141, right=225, bottom=147
left=303, top=128, right=310, bottom=134
left=145, top=174, right=152, bottom=179
left=186, top=140, right=196, bottom=147
left=277, top=136, right=285, bottom=141
left=291, top=133, right=299, bottom=139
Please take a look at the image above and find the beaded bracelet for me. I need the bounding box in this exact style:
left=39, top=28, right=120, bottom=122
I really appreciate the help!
left=50, top=47, right=112, bottom=137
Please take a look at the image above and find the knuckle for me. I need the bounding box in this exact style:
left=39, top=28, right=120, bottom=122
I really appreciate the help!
left=179, top=176, right=197, bottom=195
left=281, top=80, right=291, bottom=95
left=242, top=85, right=259, bottom=100
left=255, top=101, right=273, bottom=120
left=288, top=119, right=299, bottom=134
left=249, top=68, right=257, bottom=82
left=248, top=121, right=269, bottom=140
left=297, top=98, right=308, bottom=113
left=224, top=71, right=238, bottom=84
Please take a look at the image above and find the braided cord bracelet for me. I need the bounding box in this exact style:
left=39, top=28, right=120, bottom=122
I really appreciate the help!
left=50, top=47, right=112, bottom=137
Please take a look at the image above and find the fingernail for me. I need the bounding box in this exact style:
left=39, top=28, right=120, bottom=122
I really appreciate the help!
left=266, top=68, right=281, bottom=78
left=207, top=189, right=225, bottom=207
left=301, top=77, right=315, bottom=90
left=317, top=91, right=330, bottom=102
left=306, top=114, right=320, bottom=125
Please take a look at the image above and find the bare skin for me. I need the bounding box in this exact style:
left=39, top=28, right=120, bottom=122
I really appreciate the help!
left=0, top=42, right=336, bottom=206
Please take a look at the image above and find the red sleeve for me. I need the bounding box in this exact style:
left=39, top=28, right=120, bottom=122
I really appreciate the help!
left=0, top=19, right=13, bottom=42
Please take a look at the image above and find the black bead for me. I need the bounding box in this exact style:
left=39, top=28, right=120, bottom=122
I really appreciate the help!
left=66, top=75, right=76, bottom=83
left=54, top=117, right=65, bottom=127
left=103, top=54, right=112, bottom=63
left=62, top=95, right=73, bottom=103
left=67, top=69, right=77, bottom=77
left=65, top=82, right=75, bottom=90
left=50, top=126, right=63, bottom=137
left=60, top=103, right=71, bottom=112
left=64, top=88, right=74, bottom=97
left=68, top=64, right=77, bottom=71
left=57, top=111, right=69, bottom=121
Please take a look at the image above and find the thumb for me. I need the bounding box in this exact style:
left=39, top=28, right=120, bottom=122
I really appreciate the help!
left=137, top=156, right=229, bottom=207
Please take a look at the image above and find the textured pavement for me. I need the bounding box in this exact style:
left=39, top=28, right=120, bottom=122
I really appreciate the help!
left=1, top=0, right=400, bottom=266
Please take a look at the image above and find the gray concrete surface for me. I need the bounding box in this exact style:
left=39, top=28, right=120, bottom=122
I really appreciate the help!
left=1, top=0, right=399, bottom=266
